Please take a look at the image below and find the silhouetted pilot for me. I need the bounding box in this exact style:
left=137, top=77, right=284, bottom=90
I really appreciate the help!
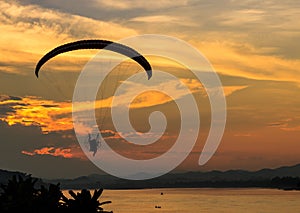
left=88, top=133, right=100, bottom=156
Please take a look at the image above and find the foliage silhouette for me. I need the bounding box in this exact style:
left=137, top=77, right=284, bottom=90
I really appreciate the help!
left=34, top=183, right=64, bottom=212
left=0, top=174, right=113, bottom=213
left=0, top=174, right=39, bottom=212
left=61, top=188, right=112, bottom=213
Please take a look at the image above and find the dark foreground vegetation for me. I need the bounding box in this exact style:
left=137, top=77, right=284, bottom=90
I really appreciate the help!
left=0, top=174, right=113, bottom=213
left=1, top=166, right=300, bottom=213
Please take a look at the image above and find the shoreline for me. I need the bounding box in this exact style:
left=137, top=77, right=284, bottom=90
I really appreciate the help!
left=61, top=186, right=300, bottom=191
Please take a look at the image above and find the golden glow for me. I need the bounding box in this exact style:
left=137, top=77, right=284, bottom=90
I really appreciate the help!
left=192, top=41, right=300, bottom=84
left=0, top=96, right=73, bottom=133
left=1, top=0, right=300, bottom=170
left=222, top=85, right=248, bottom=96
left=0, top=0, right=137, bottom=74
left=130, top=91, right=172, bottom=108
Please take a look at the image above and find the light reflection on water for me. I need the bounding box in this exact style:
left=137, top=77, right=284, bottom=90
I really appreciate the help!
left=63, top=188, right=300, bottom=213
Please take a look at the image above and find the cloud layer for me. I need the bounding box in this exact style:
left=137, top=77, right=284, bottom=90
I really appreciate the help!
left=0, top=0, right=300, bottom=178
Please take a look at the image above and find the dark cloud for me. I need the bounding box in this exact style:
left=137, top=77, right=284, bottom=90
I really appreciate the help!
left=0, top=104, right=15, bottom=116
left=41, top=104, right=60, bottom=108
left=101, top=130, right=116, bottom=138
left=0, top=120, right=102, bottom=179
left=16, top=0, right=151, bottom=21
left=0, top=95, right=24, bottom=116
left=7, top=0, right=300, bottom=62
left=267, top=122, right=285, bottom=127
left=0, top=71, right=74, bottom=102
left=8, top=96, right=22, bottom=101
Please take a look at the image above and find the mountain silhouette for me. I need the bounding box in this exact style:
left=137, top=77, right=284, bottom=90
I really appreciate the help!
left=2, top=163, right=300, bottom=190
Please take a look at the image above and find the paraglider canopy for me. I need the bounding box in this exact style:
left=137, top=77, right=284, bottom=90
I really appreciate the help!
left=34, top=39, right=152, bottom=80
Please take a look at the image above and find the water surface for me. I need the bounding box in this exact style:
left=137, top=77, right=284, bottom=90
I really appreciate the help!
left=63, top=188, right=300, bottom=212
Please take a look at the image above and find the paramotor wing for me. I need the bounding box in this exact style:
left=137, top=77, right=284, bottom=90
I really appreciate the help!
left=34, top=39, right=152, bottom=79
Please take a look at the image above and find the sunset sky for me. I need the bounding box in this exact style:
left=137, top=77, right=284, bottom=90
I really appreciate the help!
left=0, top=0, right=300, bottom=179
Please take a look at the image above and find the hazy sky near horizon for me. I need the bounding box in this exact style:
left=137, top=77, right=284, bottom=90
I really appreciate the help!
left=0, top=0, right=300, bottom=179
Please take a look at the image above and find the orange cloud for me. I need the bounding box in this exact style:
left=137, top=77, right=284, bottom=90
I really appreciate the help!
left=280, top=126, right=300, bottom=132
left=1, top=93, right=176, bottom=135
left=181, top=78, right=247, bottom=97
left=222, top=85, right=248, bottom=96
left=22, top=146, right=73, bottom=159
left=0, top=0, right=137, bottom=74
left=0, top=96, right=73, bottom=133
left=21, top=144, right=88, bottom=160
left=130, top=91, right=172, bottom=108
left=192, top=40, right=300, bottom=84
left=180, top=78, right=205, bottom=94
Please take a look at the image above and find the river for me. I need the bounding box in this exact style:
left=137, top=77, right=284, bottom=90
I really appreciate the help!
left=62, top=188, right=300, bottom=212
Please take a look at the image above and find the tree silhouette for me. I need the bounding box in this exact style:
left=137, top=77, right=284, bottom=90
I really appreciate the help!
left=0, top=174, right=38, bottom=212
left=0, top=174, right=113, bottom=213
left=61, top=188, right=112, bottom=213
left=34, top=183, right=64, bottom=212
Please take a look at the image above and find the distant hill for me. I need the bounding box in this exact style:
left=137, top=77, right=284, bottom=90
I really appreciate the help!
left=2, top=164, right=300, bottom=190
left=46, top=163, right=300, bottom=189
left=0, top=169, right=47, bottom=191
left=0, top=169, right=26, bottom=184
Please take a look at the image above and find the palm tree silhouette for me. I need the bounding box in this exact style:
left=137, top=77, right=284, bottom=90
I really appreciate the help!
left=61, top=188, right=112, bottom=213
left=0, top=174, right=113, bottom=213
